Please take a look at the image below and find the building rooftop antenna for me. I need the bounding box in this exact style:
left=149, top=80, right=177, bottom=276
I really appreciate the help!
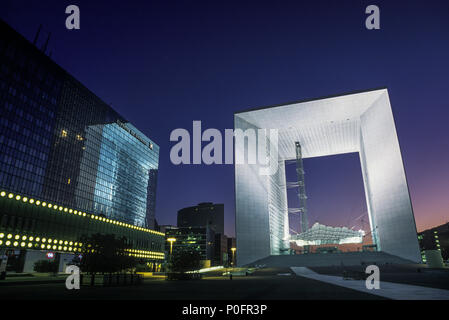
left=33, top=24, right=42, bottom=46
left=42, top=31, right=51, bottom=54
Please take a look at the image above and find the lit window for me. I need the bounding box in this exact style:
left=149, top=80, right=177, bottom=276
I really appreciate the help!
left=61, top=129, right=68, bottom=137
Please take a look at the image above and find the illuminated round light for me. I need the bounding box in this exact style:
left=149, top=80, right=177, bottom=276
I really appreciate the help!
left=0, top=191, right=6, bottom=197
left=14, top=235, right=19, bottom=240
left=29, top=236, right=34, bottom=241
left=47, top=203, right=52, bottom=208
left=69, top=241, right=73, bottom=246
left=0, top=240, right=2, bottom=245
left=42, top=202, right=47, bottom=207
left=52, top=245, right=56, bottom=250
left=27, top=243, right=32, bottom=248
left=13, top=241, right=18, bottom=246
left=68, top=247, right=72, bottom=251
left=79, top=243, right=82, bottom=247
left=54, top=206, right=58, bottom=211
left=63, top=246, right=67, bottom=250
left=48, top=239, right=52, bottom=243
left=59, top=240, right=63, bottom=244
left=0, top=233, right=4, bottom=238
left=64, top=208, right=68, bottom=212
left=22, top=236, right=27, bottom=240
left=59, top=206, right=63, bottom=211
left=64, top=241, right=68, bottom=245
left=22, top=197, right=28, bottom=202
left=58, top=246, right=62, bottom=250
left=20, top=242, right=25, bottom=247
left=74, top=242, right=78, bottom=246
left=47, top=245, right=51, bottom=249
left=8, top=193, right=14, bottom=199
left=95, top=216, right=98, bottom=220
left=6, top=241, right=11, bottom=246
left=41, top=244, right=45, bottom=249
left=15, top=195, right=21, bottom=200
left=29, top=199, right=34, bottom=204
left=36, top=200, right=41, bottom=205
left=69, top=209, right=73, bottom=213
left=42, top=238, right=46, bottom=243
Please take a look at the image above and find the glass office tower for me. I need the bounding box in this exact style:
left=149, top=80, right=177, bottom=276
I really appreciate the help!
left=0, top=19, right=159, bottom=228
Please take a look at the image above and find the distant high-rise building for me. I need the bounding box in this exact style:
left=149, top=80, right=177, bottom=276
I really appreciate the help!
left=177, top=202, right=224, bottom=234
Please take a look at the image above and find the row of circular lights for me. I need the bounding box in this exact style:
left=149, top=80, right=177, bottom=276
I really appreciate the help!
left=0, top=232, right=82, bottom=252
left=126, top=248, right=165, bottom=257
left=128, top=252, right=164, bottom=259
left=0, top=191, right=165, bottom=236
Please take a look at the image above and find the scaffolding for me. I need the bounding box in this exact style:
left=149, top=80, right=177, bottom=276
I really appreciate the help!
left=295, top=141, right=309, bottom=233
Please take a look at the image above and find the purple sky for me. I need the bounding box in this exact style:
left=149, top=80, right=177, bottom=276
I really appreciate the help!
left=1, top=0, right=448, bottom=237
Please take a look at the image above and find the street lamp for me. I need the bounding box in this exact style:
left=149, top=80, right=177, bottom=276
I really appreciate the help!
left=167, top=237, right=176, bottom=256
left=166, top=237, right=176, bottom=274
left=231, top=247, right=236, bottom=267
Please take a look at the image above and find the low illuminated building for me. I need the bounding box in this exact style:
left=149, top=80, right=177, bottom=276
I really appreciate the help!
left=166, top=226, right=215, bottom=268
left=418, top=222, right=449, bottom=262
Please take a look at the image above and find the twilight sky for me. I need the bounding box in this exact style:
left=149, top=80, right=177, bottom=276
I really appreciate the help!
left=1, top=0, right=448, bottom=237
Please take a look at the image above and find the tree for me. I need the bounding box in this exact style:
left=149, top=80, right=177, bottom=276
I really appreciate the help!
left=79, top=233, right=137, bottom=276
left=34, top=260, right=58, bottom=273
left=171, top=250, right=202, bottom=273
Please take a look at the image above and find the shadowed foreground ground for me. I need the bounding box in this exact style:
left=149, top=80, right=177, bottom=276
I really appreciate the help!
left=0, top=268, right=384, bottom=300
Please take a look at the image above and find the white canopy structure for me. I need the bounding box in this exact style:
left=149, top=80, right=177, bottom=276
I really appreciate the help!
left=290, top=223, right=365, bottom=246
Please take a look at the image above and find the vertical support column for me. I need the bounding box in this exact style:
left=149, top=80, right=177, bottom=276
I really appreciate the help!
left=359, top=92, right=421, bottom=262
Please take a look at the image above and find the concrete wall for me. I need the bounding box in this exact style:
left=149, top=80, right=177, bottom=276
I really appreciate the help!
left=22, top=250, right=47, bottom=273
left=22, top=250, right=75, bottom=273
left=359, top=92, right=421, bottom=262
left=234, top=117, right=271, bottom=266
